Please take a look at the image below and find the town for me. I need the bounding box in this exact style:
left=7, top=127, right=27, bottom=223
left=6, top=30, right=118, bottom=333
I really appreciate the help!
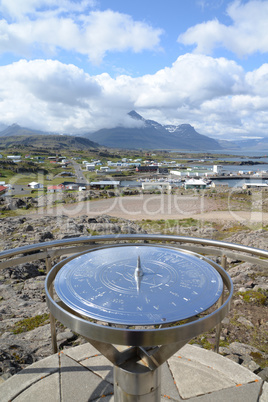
left=1, top=150, right=268, bottom=201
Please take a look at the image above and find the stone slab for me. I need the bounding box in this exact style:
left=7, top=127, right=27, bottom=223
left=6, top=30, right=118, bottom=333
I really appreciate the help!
left=59, top=352, right=113, bottom=401
left=169, top=354, right=235, bottom=399
left=62, top=343, right=100, bottom=361
left=186, top=380, right=263, bottom=402
left=178, top=344, right=260, bottom=384
left=80, top=354, right=114, bottom=384
left=0, top=353, right=59, bottom=402
left=161, top=362, right=182, bottom=401
left=260, top=381, right=268, bottom=402
left=13, top=372, right=60, bottom=402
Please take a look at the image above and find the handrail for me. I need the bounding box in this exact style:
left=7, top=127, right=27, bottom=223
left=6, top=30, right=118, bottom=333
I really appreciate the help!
left=1, top=234, right=267, bottom=354
left=1, top=234, right=268, bottom=261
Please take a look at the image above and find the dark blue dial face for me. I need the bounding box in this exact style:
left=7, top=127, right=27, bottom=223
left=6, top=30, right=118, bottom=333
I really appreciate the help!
left=55, top=245, right=223, bottom=325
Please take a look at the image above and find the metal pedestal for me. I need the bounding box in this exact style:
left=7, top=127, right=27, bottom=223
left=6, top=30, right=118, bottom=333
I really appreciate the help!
left=114, top=364, right=161, bottom=402
left=45, top=243, right=233, bottom=402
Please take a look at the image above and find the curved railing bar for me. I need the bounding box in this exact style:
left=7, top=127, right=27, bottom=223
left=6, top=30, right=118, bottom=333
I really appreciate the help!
left=0, top=234, right=267, bottom=353
left=45, top=244, right=233, bottom=347
left=1, top=234, right=268, bottom=263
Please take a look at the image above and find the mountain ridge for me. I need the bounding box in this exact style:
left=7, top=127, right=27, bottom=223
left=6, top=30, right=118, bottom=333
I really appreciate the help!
left=84, top=111, right=222, bottom=150
left=0, top=134, right=99, bottom=150
left=1, top=112, right=268, bottom=151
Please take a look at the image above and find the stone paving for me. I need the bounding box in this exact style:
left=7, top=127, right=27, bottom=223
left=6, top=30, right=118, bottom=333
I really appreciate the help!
left=0, top=343, right=267, bottom=402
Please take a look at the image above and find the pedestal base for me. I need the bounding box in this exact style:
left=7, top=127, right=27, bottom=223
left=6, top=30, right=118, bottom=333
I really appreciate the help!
left=114, top=364, right=161, bottom=401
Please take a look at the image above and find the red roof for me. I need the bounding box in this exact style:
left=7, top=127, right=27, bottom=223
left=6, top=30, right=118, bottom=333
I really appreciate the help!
left=0, top=185, right=7, bottom=192
left=47, top=184, right=64, bottom=190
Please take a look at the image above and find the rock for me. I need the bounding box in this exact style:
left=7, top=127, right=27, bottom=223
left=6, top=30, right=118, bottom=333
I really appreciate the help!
left=3, top=263, right=45, bottom=281
left=25, top=225, right=34, bottom=232
left=88, top=218, right=97, bottom=223
left=237, top=316, right=254, bottom=328
left=226, top=354, right=241, bottom=364
left=233, top=299, right=243, bottom=306
left=56, top=331, right=76, bottom=342
left=39, top=231, right=54, bottom=241
left=229, top=342, right=263, bottom=356
left=258, top=367, right=268, bottom=382
left=241, top=356, right=260, bottom=373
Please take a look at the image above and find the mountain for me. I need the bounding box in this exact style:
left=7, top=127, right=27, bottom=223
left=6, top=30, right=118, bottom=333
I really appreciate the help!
left=0, top=123, right=8, bottom=132
left=85, top=111, right=222, bottom=150
left=232, top=138, right=268, bottom=152
left=0, top=134, right=99, bottom=150
left=0, top=123, right=50, bottom=137
left=217, top=140, right=241, bottom=150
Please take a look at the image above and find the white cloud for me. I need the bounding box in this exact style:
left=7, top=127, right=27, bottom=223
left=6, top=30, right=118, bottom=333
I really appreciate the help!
left=0, top=59, right=102, bottom=131
left=0, top=54, right=268, bottom=139
left=134, top=54, right=245, bottom=108
left=0, top=3, right=163, bottom=64
left=178, top=0, right=268, bottom=57
left=0, top=0, right=96, bottom=20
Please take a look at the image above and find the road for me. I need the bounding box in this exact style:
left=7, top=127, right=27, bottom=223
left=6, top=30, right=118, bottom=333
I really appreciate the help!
left=71, top=160, right=89, bottom=184
left=4, top=184, right=32, bottom=197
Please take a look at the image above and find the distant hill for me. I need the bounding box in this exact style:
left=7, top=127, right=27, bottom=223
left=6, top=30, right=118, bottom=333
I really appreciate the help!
left=218, top=140, right=241, bottom=150
left=232, top=138, right=268, bottom=152
left=0, top=134, right=99, bottom=150
left=0, top=123, right=50, bottom=137
left=85, top=111, right=222, bottom=150
left=0, top=123, right=8, bottom=132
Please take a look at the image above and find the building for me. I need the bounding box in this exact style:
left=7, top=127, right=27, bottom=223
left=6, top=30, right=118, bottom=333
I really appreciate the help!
left=136, top=166, right=158, bottom=173
left=242, top=182, right=268, bottom=189
left=85, top=163, right=96, bottom=171
left=213, top=165, right=223, bottom=174
left=7, top=155, right=21, bottom=162
left=0, top=185, right=7, bottom=195
left=184, top=179, right=208, bottom=189
left=90, top=181, right=120, bottom=189
left=158, top=167, right=169, bottom=174
left=28, top=182, right=44, bottom=189
left=170, top=170, right=182, bottom=177
left=47, top=184, right=65, bottom=193
left=142, top=182, right=171, bottom=191
left=65, top=183, right=79, bottom=190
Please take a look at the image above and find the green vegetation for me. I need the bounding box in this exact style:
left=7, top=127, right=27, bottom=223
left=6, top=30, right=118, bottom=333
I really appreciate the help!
left=236, top=289, right=268, bottom=306
left=138, top=217, right=209, bottom=235
left=10, top=313, right=50, bottom=334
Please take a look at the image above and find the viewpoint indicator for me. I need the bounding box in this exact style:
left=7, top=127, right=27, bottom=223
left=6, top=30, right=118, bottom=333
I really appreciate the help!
left=54, top=245, right=223, bottom=326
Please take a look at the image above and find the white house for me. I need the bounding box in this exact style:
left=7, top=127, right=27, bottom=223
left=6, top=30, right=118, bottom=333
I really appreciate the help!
left=65, top=183, right=79, bottom=190
left=28, top=182, right=44, bottom=189
left=7, top=155, right=21, bottom=162
left=213, top=165, right=223, bottom=174
left=85, top=163, right=96, bottom=171
left=242, top=182, right=268, bottom=189
left=184, top=179, right=208, bottom=189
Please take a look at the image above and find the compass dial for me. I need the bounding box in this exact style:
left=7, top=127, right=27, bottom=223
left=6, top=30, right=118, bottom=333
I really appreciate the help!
left=54, top=245, right=223, bottom=325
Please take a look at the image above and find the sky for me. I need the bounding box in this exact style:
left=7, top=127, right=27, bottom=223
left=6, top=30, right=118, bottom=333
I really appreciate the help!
left=0, top=0, right=268, bottom=141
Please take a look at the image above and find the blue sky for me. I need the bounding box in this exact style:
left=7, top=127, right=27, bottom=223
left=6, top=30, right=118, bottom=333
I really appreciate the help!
left=0, top=0, right=268, bottom=140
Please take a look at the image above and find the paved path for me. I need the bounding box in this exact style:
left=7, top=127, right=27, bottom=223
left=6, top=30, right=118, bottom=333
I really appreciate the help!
left=0, top=344, right=267, bottom=401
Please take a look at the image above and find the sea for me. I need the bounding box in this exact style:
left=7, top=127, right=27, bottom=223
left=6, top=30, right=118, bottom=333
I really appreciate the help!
left=122, top=149, right=268, bottom=189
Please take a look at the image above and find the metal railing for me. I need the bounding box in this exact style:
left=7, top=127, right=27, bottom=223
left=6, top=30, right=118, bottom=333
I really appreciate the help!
left=1, top=234, right=267, bottom=354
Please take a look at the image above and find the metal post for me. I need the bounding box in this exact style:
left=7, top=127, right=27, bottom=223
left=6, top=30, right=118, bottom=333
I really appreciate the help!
left=45, top=255, right=58, bottom=354
left=114, top=363, right=161, bottom=402
left=214, top=255, right=227, bottom=353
